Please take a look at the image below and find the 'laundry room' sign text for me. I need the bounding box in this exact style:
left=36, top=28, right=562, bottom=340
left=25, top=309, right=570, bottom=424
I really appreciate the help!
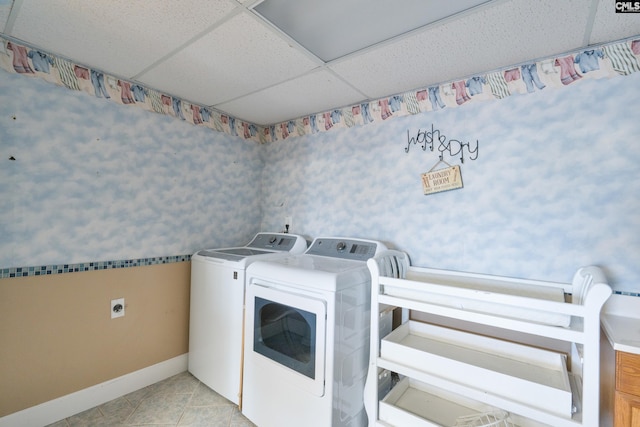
left=421, top=164, right=463, bottom=195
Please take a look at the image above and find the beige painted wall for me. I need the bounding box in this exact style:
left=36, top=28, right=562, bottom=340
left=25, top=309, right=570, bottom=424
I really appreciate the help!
left=0, top=262, right=191, bottom=417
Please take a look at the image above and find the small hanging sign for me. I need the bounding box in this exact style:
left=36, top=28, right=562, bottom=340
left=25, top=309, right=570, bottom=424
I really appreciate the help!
left=421, top=160, right=463, bottom=195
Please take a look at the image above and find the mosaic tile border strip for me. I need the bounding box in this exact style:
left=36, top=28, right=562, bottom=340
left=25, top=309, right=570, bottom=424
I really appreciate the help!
left=2, top=257, right=638, bottom=297
left=1, top=34, right=639, bottom=143
left=1, top=255, right=191, bottom=279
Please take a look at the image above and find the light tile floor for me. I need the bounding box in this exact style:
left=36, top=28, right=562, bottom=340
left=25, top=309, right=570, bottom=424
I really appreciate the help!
left=46, top=372, right=256, bottom=427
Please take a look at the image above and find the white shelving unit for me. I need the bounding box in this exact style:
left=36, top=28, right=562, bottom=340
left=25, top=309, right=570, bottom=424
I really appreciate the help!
left=363, top=251, right=612, bottom=427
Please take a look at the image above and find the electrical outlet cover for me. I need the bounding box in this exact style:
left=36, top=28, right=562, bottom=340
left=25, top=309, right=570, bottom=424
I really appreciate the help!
left=111, top=298, right=125, bottom=319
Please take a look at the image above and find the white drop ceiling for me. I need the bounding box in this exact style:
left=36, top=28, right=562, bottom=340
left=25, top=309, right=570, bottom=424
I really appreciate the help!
left=1, top=0, right=640, bottom=126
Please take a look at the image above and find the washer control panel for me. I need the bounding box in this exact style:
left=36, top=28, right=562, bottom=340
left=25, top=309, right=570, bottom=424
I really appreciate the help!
left=305, top=237, right=384, bottom=261
left=248, top=233, right=307, bottom=251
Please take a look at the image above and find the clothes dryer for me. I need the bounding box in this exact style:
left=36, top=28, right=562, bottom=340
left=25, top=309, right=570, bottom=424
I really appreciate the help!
left=242, top=237, right=387, bottom=427
left=188, top=232, right=307, bottom=406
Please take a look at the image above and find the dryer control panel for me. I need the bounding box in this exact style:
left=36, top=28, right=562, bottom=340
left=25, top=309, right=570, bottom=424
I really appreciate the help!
left=305, top=237, right=385, bottom=261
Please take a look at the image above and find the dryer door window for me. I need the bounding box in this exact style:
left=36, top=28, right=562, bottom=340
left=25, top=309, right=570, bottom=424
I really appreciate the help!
left=248, top=284, right=326, bottom=397
left=254, top=297, right=316, bottom=379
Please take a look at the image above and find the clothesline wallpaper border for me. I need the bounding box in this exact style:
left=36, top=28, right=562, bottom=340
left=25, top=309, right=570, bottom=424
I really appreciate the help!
left=1, top=34, right=639, bottom=143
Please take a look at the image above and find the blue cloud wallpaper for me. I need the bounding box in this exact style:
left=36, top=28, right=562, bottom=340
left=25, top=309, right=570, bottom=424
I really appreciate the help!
left=1, top=37, right=640, bottom=294
left=260, top=72, right=640, bottom=293
left=0, top=70, right=263, bottom=268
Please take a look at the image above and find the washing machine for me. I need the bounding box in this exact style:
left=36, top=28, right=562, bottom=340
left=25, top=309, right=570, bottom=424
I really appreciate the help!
left=188, top=232, right=307, bottom=406
left=242, top=237, right=388, bottom=427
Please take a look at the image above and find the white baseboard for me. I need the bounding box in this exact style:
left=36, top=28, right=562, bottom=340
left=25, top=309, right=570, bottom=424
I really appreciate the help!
left=0, top=353, right=188, bottom=427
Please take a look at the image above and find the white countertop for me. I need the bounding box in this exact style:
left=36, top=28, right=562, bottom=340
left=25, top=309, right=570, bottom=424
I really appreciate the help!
left=601, top=294, right=640, bottom=355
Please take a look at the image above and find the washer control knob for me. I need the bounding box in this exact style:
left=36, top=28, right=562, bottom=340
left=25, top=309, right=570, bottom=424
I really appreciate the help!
left=269, top=236, right=278, bottom=244
left=336, top=242, right=347, bottom=252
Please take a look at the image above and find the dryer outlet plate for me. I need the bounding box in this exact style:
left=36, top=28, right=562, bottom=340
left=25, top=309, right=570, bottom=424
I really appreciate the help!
left=111, top=298, right=125, bottom=319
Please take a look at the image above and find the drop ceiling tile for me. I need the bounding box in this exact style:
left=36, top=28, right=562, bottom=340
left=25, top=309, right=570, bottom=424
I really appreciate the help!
left=10, top=0, right=236, bottom=77
left=216, top=70, right=366, bottom=125
left=330, top=0, right=592, bottom=99
left=136, top=11, right=320, bottom=107
left=590, top=0, right=640, bottom=44
left=253, top=0, right=492, bottom=62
